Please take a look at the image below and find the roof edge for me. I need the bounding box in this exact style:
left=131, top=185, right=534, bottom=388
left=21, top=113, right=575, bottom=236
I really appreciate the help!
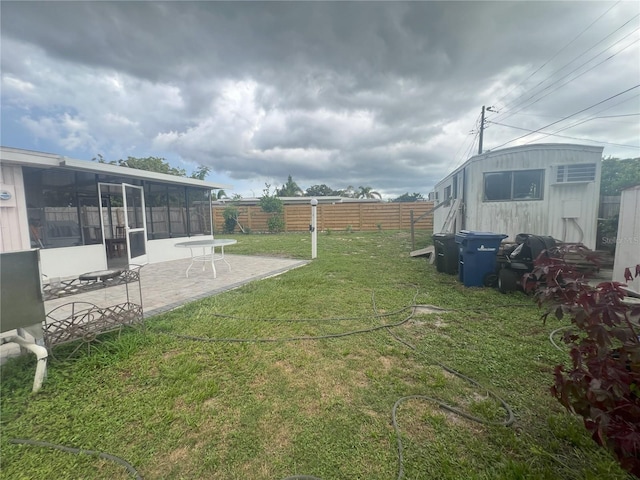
left=1, top=146, right=231, bottom=190
left=434, top=143, right=604, bottom=189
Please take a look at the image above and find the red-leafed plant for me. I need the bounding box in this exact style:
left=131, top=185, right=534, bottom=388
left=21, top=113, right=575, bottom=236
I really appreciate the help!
left=525, top=246, right=640, bottom=477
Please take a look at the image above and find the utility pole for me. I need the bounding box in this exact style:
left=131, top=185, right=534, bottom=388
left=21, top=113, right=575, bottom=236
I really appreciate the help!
left=478, top=106, right=486, bottom=154
left=478, top=105, right=497, bottom=154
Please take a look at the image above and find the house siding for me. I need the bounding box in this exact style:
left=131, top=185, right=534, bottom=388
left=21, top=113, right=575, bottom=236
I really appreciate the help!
left=0, top=165, right=30, bottom=252
left=613, top=185, right=640, bottom=292
left=432, top=144, right=603, bottom=249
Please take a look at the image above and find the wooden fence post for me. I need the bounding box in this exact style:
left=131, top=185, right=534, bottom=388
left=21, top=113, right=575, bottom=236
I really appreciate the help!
left=410, top=210, right=415, bottom=250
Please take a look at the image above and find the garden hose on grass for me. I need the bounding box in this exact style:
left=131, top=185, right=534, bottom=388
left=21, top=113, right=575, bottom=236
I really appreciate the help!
left=549, top=325, right=573, bottom=352
left=9, top=438, right=143, bottom=480
left=159, top=306, right=417, bottom=343
left=10, top=292, right=524, bottom=480
left=371, top=292, right=516, bottom=480
left=281, top=476, right=322, bottom=480
left=156, top=291, right=517, bottom=480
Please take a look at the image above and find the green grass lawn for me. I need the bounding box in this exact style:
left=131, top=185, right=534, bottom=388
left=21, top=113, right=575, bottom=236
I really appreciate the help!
left=0, top=231, right=631, bottom=479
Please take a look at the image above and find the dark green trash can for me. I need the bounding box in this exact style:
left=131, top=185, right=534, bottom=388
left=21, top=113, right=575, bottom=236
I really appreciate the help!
left=432, top=233, right=458, bottom=275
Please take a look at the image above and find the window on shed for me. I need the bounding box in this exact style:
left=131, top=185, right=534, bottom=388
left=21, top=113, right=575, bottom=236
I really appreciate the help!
left=483, top=172, right=512, bottom=201
left=444, top=185, right=452, bottom=200
left=484, top=170, right=544, bottom=201
left=556, top=163, right=596, bottom=183
left=513, top=170, right=543, bottom=199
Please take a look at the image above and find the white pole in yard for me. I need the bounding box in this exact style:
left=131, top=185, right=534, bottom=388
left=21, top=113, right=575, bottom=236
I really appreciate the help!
left=310, top=198, right=318, bottom=259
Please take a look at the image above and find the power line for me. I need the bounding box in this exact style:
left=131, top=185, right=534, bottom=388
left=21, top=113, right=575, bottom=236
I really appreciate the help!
left=597, top=113, right=640, bottom=119
left=494, top=110, right=639, bottom=121
left=463, top=130, right=480, bottom=163
left=520, top=93, right=640, bottom=141
left=495, top=30, right=640, bottom=124
left=494, top=1, right=622, bottom=109
left=488, top=120, right=640, bottom=149
left=451, top=130, right=479, bottom=172
left=497, top=11, right=639, bottom=116
left=488, top=84, right=640, bottom=150
left=450, top=112, right=482, bottom=170
left=538, top=113, right=639, bottom=139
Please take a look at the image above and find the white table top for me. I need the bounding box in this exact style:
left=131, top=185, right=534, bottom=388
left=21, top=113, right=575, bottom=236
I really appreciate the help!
left=174, top=239, right=237, bottom=248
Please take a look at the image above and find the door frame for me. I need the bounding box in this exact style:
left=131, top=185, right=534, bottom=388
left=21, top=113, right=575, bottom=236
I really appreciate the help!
left=122, top=183, right=148, bottom=266
left=98, top=182, right=149, bottom=267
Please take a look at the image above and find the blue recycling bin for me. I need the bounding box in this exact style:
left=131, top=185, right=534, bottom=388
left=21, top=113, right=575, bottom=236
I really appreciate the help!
left=454, top=230, right=508, bottom=287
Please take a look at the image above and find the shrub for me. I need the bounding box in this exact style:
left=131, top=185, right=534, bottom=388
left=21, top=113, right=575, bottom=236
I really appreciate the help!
left=266, top=215, right=285, bottom=234
left=259, top=184, right=285, bottom=233
left=597, top=214, right=619, bottom=253
left=526, top=248, right=640, bottom=476
left=222, top=206, right=239, bottom=234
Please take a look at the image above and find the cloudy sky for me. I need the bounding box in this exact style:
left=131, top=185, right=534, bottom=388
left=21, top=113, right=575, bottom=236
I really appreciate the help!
left=1, top=1, right=639, bottom=199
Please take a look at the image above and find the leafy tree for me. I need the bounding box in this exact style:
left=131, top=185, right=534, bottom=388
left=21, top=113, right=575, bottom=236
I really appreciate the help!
left=190, top=165, right=211, bottom=180
left=117, top=156, right=186, bottom=176
left=597, top=157, right=640, bottom=251
left=92, top=154, right=210, bottom=179
left=357, top=186, right=382, bottom=199
left=600, top=157, right=640, bottom=196
left=305, top=184, right=336, bottom=197
left=259, top=184, right=285, bottom=233
left=391, top=192, right=425, bottom=203
left=277, top=175, right=304, bottom=197
left=336, top=185, right=357, bottom=198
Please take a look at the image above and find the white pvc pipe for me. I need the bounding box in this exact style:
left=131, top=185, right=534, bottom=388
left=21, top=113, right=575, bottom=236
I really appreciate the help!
left=311, top=199, right=318, bottom=259
left=3, top=336, right=48, bottom=392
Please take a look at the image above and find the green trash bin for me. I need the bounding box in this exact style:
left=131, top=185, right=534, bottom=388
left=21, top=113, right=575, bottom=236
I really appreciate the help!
left=432, top=233, right=458, bottom=274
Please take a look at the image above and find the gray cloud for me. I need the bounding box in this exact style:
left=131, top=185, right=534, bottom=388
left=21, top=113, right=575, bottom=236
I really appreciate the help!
left=1, top=1, right=638, bottom=198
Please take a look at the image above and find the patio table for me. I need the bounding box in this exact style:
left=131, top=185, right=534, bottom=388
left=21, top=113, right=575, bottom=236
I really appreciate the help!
left=174, top=239, right=237, bottom=278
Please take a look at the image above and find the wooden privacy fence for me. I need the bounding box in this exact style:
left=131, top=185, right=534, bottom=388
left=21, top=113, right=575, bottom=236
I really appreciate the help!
left=212, top=201, right=434, bottom=233
left=599, top=195, right=621, bottom=219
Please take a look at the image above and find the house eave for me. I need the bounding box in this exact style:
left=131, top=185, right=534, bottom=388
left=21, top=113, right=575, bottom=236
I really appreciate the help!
left=433, top=143, right=604, bottom=190
left=1, top=146, right=232, bottom=190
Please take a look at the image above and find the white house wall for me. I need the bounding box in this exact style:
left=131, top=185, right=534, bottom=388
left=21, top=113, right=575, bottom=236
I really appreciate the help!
left=39, top=244, right=107, bottom=279
left=432, top=144, right=602, bottom=249
left=0, top=165, right=31, bottom=252
left=432, top=171, right=464, bottom=234
left=146, top=236, right=212, bottom=264
left=35, top=236, right=207, bottom=279
left=613, top=185, right=640, bottom=293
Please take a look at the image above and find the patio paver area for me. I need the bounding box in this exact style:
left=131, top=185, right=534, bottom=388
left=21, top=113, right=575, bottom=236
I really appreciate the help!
left=43, top=253, right=309, bottom=318
left=137, top=254, right=309, bottom=317
left=1, top=254, right=309, bottom=362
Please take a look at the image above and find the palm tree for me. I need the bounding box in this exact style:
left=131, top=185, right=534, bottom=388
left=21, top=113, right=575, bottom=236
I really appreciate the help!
left=277, top=175, right=304, bottom=196
left=357, top=186, right=381, bottom=199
